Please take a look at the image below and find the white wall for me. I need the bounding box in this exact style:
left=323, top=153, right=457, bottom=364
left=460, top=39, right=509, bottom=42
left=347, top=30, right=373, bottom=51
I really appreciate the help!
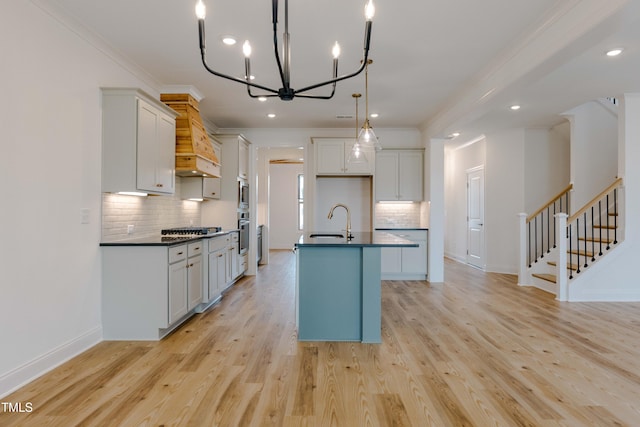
left=524, top=124, right=570, bottom=214
left=314, top=177, right=372, bottom=233
left=484, top=130, right=526, bottom=274
left=0, top=0, right=164, bottom=396
left=564, top=101, right=618, bottom=210
left=269, top=163, right=304, bottom=249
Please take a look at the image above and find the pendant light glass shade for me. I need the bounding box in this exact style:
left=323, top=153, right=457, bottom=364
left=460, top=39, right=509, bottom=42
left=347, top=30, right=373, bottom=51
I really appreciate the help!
left=357, top=118, right=381, bottom=151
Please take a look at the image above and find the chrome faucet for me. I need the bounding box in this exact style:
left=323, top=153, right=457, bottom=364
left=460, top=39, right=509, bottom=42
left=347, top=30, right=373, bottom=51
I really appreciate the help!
left=328, top=203, right=353, bottom=239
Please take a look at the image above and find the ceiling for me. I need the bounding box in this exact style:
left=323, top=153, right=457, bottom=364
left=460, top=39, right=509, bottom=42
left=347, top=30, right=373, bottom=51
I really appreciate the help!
left=47, top=0, right=640, bottom=142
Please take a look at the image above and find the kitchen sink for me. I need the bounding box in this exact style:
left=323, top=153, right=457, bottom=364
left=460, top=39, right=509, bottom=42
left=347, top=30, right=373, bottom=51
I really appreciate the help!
left=309, top=233, right=345, bottom=238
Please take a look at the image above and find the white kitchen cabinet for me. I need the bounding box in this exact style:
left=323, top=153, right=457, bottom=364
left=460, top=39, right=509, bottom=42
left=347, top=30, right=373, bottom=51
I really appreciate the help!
left=378, top=229, right=428, bottom=280
left=215, top=134, right=250, bottom=180
left=168, top=246, right=189, bottom=324
left=102, top=88, right=179, bottom=195
left=375, top=150, right=423, bottom=201
left=181, top=177, right=221, bottom=200
left=229, top=231, right=240, bottom=282
left=314, top=138, right=374, bottom=175
left=187, top=242, right=203, bottom=310
left=102, top=242, right=199, bottom=340
left=207, top=234, right=230, bottom=301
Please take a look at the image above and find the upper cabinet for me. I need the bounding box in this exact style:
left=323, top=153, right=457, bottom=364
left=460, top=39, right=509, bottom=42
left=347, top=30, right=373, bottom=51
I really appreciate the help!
left=375, top=150, right=423, bottom=201
left=215, top=134, right=250, bottom=180
left=160, top=93, right=221, bottom=178
left=102, top=88, right=179, bottom=195
left=314, top=138, right=374, bottom=176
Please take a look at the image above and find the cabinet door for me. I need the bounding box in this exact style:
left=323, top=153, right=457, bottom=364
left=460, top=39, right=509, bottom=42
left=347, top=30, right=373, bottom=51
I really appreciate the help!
left=156, top=113, right=176, bottom=193
left=375, top=152, right=399, bottom=200
left=187, top=255, right=203, bottom=310
left=238, top=139, right=249, bottom=179
left=380, top=247, right=402, bottom=274
left=398, top=151, right=423, bottom=201
left=208, top=251, right=221, bottom=300
left=169, top=260, right=188, bottom=324
left=315, top=140, right=345, bottom=174
left=203, top=177, right=221, bottom=199
left=401, top=242, right=427, bottom=274
left=137, top=100, right=175, bottom=194
left=216, top=250, right=227, bottom=291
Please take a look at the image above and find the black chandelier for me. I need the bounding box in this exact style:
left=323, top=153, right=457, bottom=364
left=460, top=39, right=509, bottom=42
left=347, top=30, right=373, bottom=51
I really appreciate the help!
left=195, top=0, right=374, bottom=101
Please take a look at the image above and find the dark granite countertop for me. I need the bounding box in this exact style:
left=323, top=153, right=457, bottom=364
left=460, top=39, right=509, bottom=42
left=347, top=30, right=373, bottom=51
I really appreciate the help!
left=100, top=229, right=239, bottom=247
left=296, top=231, right=418, bottom=248
left=374, top=227, right=429, bottom=231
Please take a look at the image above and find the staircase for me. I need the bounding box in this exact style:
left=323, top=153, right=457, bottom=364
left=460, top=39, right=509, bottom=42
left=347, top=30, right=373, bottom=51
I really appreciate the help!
left=518, top=178, right=624, bottom=301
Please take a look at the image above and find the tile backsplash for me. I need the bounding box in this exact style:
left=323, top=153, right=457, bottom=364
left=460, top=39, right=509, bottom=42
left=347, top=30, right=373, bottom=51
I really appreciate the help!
left=102, top=181, right=201, bottom=241
left=375, top=202, right=424, bottom=228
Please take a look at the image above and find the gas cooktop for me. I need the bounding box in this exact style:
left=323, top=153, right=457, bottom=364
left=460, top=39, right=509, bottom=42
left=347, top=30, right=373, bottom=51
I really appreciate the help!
left=160, top=226, right=222, bottom=236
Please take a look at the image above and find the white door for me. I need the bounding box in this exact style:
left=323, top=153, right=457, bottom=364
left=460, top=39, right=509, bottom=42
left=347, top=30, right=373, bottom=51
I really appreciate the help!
left=466, top=167, right=485, bottom=269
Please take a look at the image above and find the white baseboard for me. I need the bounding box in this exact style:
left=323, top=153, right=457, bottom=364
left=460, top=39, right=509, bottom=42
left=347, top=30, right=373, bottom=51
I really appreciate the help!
left=0, top=326, right=102, bottom=398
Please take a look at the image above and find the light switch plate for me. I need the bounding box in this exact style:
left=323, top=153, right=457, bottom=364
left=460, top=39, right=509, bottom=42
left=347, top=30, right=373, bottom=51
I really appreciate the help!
left=81, top=208, right=90, bottom=224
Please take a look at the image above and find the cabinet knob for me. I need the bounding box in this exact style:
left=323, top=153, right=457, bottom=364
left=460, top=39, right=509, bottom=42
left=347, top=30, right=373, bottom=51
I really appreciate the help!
left=156, top=184, right=164, bottom=188
left=177, top=252, right=184, bottom=255
left=211, top=192, right=216, bottom=195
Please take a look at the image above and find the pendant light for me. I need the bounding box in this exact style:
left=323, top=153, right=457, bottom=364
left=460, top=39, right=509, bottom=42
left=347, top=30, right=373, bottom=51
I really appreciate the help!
left=347, top=93, right=368, bottom=166
left=357, top=59, right=382, bottom=151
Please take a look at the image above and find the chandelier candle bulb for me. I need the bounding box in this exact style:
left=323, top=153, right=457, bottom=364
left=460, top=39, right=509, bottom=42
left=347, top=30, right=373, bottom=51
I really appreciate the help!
left=195, top=0, right=206, bottom=19
left=332, top=42, right=341, bottom=59
left=365, top=0, right=375, bottom=20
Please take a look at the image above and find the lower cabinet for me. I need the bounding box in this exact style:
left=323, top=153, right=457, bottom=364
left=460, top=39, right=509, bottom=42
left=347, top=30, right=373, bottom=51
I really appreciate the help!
left=102, top=242, right=204, bottom=340
left=378, top=229, right=428, bottom=280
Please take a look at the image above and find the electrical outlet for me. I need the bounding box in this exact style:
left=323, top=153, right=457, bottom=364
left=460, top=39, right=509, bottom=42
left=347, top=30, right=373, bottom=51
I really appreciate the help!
left=127, top=224, right=135, bottom=234
left=80, top=208, right=90, bottom=224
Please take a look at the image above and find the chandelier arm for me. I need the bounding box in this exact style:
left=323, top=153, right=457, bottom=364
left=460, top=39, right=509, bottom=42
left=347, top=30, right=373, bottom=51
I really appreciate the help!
left=294, top=21, right=372, bottom=95
left=199, top=50, right=278, bottom=94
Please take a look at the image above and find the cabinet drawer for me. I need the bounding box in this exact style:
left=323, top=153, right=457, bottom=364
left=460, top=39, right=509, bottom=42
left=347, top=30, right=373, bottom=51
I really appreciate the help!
left=384, top=230, right=427, bottom=242
left=188, top=241, right=203, bottom=257
left=169, top=245, right=188, bottom=263
left=208, top=235, right=230, bottom=252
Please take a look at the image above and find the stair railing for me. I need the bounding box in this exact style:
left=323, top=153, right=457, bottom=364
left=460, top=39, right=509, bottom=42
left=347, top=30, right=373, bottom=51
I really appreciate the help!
left=526, top=184, right=573, bottom=266
left=564, top=177, right=623, bottom=280
left=518, top=184, right=572, bottom=286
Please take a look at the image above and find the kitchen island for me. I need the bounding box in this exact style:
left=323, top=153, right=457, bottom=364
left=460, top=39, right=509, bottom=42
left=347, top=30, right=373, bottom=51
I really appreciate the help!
left=295, top=232, right=417, bottom=343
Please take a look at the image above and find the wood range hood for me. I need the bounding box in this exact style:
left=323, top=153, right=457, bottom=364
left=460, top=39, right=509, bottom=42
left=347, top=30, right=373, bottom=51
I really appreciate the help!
left=160, top=93, right=221, bottom=178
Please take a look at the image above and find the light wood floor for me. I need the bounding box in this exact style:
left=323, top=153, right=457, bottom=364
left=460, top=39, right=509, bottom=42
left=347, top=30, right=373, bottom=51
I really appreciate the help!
left=4, top=251, right=640, bottom=426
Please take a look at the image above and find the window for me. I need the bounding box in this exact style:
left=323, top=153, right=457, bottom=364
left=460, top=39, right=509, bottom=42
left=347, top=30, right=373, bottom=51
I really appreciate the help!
left=298, top=174, right=304, bottom=230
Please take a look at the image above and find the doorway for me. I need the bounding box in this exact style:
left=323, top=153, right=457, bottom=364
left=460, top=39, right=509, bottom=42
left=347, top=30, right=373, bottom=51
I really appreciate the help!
left=466, top=166, right=485, bottom=269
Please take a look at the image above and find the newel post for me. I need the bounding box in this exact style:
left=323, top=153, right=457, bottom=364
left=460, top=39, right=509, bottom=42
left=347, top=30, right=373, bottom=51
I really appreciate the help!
left=518, top=213, right=528, bottom=286
left=556, top=213, right=568, bottom=301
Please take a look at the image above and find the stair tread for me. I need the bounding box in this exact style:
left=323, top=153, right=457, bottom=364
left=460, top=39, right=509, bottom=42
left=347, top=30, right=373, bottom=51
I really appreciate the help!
left=547, top=261, right=579, bottom=271
left=532, top=273, right=557, bottom=284
left=568, top=249, right=594, bottom=257
left=593, top=224, right=617, bottom=229
left=578, top=236, right=613, bottom=243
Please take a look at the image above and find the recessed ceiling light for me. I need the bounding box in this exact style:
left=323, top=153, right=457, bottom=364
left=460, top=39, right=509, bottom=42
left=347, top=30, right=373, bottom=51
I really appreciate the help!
left=370, top=113, right=379, bottom=118
left=221, top=36, right=237, bottom=46
left=510, top=105, right=521, bottom=111
left=606, top=48, right=623, bottom=57
left=450, top=132, right=460, bottom=138
left=258, top=96, right=267, bottom=102
left=267, top=113, right=276, bottom=118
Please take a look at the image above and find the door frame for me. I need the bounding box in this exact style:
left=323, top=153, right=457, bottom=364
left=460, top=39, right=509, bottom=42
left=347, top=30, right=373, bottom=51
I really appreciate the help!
left=466, top=165, right=485, bottom=269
